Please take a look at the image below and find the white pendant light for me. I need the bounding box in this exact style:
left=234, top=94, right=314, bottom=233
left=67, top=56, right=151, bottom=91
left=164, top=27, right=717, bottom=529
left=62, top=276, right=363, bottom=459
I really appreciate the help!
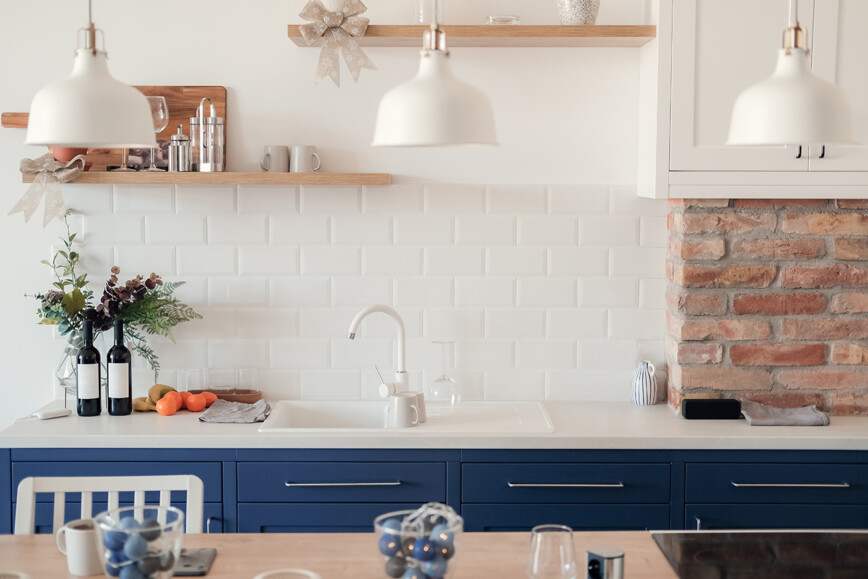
left=25, top=1, right=155, bottom=148
left=372, top=18, right=498, bottom=147
left=728, top=0, right=854, bottom=146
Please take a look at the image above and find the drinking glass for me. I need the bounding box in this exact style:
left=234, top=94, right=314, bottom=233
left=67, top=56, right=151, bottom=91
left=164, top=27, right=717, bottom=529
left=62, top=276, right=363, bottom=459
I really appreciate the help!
left=427, top=340, right=460, bottom=406
left=146, top=96, right=169, bottom=171
left=527, top=524, right=578, bottom=579
left=487, top=0, right=520, bottom=24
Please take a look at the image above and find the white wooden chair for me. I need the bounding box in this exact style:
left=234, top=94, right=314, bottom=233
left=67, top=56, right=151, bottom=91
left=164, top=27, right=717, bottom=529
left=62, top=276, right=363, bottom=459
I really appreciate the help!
left=14, top=475, right=204, bottom=535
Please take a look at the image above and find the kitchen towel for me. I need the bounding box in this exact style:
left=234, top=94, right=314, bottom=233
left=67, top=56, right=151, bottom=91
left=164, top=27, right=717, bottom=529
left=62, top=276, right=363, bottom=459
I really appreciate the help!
left=740, top=400, right=830, bottom=426
left=198, top=399, right=271, bottom=423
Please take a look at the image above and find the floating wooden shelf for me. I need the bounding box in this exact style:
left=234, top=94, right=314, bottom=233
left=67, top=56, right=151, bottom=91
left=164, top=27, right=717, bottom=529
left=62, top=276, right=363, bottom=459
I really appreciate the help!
left=21, top=172, right=391, bottom=186
left=288, top=24, right=656, bottom=48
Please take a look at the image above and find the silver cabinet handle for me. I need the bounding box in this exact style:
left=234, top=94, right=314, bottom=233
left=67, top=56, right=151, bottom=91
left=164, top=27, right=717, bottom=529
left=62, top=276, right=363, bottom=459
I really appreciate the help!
left=285, top=481, right=402, bottom=487
left=206, top=516, right=217, bottom=534
left=507, top=482, right=625, bottom=488
left=731, top=482, right=850, bottom=488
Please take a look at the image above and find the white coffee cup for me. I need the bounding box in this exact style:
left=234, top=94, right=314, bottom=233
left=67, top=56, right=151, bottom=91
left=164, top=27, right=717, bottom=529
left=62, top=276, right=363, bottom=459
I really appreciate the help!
left=261, top=145, right=290, bottom=172
left=385, top=392, right=419, bottom=428
left=412, top=392, right=427, bottom=423
left=290, top=145, right=321, bottom=172
left=56, top=518, right=102, bottom=576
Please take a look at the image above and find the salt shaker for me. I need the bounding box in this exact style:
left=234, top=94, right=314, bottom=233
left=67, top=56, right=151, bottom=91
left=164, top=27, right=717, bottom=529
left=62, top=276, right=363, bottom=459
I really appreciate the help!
left=168, top=124, right=190, bottom=172
left=631, top=360, right=658, bottom=405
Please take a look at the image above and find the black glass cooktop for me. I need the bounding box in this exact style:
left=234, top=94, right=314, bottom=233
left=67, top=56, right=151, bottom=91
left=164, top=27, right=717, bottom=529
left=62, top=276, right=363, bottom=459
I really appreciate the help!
left=652, top=531, right=868, bottom=579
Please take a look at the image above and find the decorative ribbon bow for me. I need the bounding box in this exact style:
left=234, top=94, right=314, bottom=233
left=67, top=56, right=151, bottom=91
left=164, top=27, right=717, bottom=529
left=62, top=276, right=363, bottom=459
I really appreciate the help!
left=299, top=0, right=377, bottom=86
left=10, top=153, right=84, bottom=227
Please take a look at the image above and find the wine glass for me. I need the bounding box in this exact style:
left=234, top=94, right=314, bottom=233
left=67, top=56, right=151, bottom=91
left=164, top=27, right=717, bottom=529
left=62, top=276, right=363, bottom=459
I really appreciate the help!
left=146, top=96, right=169, bottom=171
left=427, top=340, right=460, bottom=407
left=527, top=524, right=578, bottom=579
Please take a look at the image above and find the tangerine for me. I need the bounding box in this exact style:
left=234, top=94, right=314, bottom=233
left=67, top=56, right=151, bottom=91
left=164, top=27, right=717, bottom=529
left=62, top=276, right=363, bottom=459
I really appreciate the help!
left=200, top=392, right=218, bottom=407
left=186, top=394, right=207, bottom=412
left=162, top=391, right=183, bottom=411
left=155, top=398, right=177, bottom=416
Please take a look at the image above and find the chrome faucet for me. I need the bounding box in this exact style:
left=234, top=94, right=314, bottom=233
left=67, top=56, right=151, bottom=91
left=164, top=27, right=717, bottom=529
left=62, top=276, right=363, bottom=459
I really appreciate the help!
left=347, top=305, right=408, bottom=392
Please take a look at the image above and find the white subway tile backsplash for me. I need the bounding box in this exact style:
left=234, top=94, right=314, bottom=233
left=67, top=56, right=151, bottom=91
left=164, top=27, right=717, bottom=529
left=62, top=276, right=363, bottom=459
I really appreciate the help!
left=299, top=307, right=359, bottom=339
left=208, top=215, right=268, bottom=245
left=487, top=248, right=545, bottom=276
left=456, top=340, right=514, bottom=370
left=518, top=279, right=576, bottom=307
left=610, top=185, right=668, bottom=216
left=359, top=309, right=423, bottom=339
left=639, top=279, right=667, bottom=309
left=395, top=216, right=454, bottom=245
left=546, top=309, right=608, bottom=339
left=114, top=185, right=174, bottom=213
left=486, top=309, right=545, bottom=339
left=640, top=215, right=669, bottom=248
left=237, top=308, right=299, bottom=339
left=301, top=247, right=360, bottom=276
left=488, top=185, right=547, bottom=215
left=176, top=185, right=236, bottom=214
left=581, top=216, right=639, bottom=247
left=332, top=277, right=393, bottom=306
left=363, top=247, right=423, bottom=276
left=271, top=340, right=330, bottom=368
left=256, top=369, right=301, bottom=400
left=332, top=339, right=393, bottom=369
left=270, top=277, right=331, bottom=307
left=153, top=339, right=208, bottom=370
left=424, top=308, right=485, bottom=339
left=581, top=278, right=638, bottom=308
left=332, top=215, right=392, bottom=245
left=363, top=184, right=424, bottom=214
left=299, top=370, right=360, bottom=399
left=171, top=277, right=207, bottom=307
left=579, top=340, right=638, bottom=370
left=395, top=278, right=454, bottom=308
left=84, top=215, right=144, bottom=245
left=609, top=309, right=666, bottom=340
left=456, top=278, right=514, bottom=307
left=114, top=246, right=176, bottom=277
left=239, top=246, right=298, bottom=275
left=549, top=248, right=609, bottom=277
left=171, top=307, right=236, bottom=339
left=484, top=370, right=545, bottom=400
left=546, top=370, right=632, bottom=401
left=610, top=247, right=667, bottom=278
left=456, top=217, right=516, bottom=246
left=271, top=215, right=330, bottom=245
left=518, top=216, right=577, bottom=246
left=427, top=247, right=485, bottom=276
left=208, top=277, right=268, bottom=306
left=208, top=340, right=268, bottom=368
left=177, top=246, right=236, bottom=275
left=300, top=186, right=360, bottom=213
left=238, top=185, right=298, bottom=213
left=549, top=185, right=609, bottom=215
left=516, top=340, right=576, bottom=369
left=426, top=184, right=485, bottom=214
left=145, top=215, right=205, bottom=245
left=64, top=184, right=113, bottom=215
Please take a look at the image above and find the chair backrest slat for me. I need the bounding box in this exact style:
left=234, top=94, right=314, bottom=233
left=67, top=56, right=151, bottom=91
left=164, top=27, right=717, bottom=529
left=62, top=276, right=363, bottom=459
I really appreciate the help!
left=14, top=475, right=205, bottom=535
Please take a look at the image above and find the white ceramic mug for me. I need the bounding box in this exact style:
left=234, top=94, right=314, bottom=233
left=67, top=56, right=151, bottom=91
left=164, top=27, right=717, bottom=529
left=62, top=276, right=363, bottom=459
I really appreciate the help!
left=290, top=145, right=321, bottom=172
left=413, top=391, right=427, bottom=423
left=56, top=518, right=102, bottom=576
left=261, top=146, right=290, bottom=172
left=385, top=392, right=419, bottom=428
left=253, top=570, right=322, bottom=579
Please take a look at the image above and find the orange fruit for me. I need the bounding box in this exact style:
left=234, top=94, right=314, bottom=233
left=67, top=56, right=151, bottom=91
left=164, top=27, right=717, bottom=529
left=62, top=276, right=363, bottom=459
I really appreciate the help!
left=179, top=391, right=193, bottom=408
left=162, top=391, right=183, bottom=411
left=156, top=398, right=177, bottom=416
left=186, top=394, right=207, bottom=412
left=200, top=392, right=218, bottom=407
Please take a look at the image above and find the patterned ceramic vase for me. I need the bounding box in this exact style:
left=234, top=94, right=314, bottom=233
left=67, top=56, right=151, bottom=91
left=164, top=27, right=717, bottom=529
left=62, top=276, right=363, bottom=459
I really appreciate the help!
left=557, top=0, right=600, bottom=25
left=631, top=360, right=658, bottom=405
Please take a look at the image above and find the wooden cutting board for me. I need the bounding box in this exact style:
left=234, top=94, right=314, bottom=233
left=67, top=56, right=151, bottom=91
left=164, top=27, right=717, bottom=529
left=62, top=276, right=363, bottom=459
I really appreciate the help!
left=1, top=85, right=227, bottom=171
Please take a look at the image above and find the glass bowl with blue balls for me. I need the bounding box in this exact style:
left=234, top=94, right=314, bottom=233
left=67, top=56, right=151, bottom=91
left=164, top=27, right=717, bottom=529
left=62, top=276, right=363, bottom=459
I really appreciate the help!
left=375, top=503, right=463, bottom=579
left=94, top=505, right=185, bottom=578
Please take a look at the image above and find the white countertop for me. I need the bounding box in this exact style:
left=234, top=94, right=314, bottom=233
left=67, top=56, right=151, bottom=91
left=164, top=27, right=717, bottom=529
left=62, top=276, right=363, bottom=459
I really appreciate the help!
left=2, top=401, right=867, bottom=450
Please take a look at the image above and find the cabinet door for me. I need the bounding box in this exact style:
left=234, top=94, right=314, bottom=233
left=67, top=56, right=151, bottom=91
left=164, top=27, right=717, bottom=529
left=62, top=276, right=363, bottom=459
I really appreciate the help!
left=687, top=504, right=868, bottom=530
left=670, top=0, right=810, bottom=171
left=810, top=0, right=868, bottom=170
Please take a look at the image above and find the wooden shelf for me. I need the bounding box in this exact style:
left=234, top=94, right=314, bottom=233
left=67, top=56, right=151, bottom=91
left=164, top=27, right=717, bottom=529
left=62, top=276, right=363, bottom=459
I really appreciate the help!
left=288, top=24, right=656, bottom=48
left=21, top=172, right=391, bottom=186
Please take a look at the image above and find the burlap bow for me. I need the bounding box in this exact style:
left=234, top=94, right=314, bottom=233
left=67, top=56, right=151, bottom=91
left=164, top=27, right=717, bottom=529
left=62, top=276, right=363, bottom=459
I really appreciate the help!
left=10, top=154, right=84, bottom=227
left=299, top=0, right=376, bottom=87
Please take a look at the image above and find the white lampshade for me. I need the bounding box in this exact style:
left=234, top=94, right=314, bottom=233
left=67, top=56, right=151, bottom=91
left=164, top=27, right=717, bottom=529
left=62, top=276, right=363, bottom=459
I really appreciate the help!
left=728, top=48, right=854, bottom=146
left=25, top=48, right=156, bottom=148
left=372, top=51, right=498, bottom=147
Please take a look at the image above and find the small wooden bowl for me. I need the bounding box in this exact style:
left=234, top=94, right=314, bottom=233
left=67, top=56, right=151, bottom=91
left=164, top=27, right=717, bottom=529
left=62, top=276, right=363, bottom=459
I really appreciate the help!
left=190, top=388, right=263, bottom=404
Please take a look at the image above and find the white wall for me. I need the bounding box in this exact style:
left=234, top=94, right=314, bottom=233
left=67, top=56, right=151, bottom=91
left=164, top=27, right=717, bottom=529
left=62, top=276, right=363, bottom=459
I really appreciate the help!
left=0, top=0, right=665, bottom=428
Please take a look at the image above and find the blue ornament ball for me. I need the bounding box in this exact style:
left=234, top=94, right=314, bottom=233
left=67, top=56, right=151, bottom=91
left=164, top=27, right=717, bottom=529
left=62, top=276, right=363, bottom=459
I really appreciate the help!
left=413, top=537, right=436, bottom=561
left=122, top=534, right=148, bottom=560
left=379, top=533, right=403, bottom=557
left=103, top=530, right=127, bottom=551
left=429, top=523, right=454, bottom=549
left=421, top=556, right=448, bottom=578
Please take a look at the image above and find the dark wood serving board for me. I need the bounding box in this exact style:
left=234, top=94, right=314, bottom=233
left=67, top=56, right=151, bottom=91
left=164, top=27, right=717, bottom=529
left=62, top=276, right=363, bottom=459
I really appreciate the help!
left=1, top=85, right=227, bottom=171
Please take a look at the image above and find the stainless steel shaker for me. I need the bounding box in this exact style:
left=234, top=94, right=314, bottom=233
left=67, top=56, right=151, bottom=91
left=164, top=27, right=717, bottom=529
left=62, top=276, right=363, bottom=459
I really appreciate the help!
left=168, top=124, right=191, bottom=172
left=189, top=97, right=224, bottom=172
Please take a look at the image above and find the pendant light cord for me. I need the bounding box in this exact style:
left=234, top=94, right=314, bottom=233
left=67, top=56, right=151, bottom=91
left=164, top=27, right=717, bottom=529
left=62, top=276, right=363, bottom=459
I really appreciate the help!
left=789, top=0, right=798, bottom=26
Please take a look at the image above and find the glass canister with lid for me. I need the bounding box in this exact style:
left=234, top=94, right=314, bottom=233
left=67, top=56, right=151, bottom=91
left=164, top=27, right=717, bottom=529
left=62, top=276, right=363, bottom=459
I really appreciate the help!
left=189, top=97, right=224, bottom=172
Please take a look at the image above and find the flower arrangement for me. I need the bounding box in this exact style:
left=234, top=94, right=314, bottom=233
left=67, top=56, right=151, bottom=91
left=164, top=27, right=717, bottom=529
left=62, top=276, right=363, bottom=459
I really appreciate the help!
left=32, top=211, right=201, bottom=382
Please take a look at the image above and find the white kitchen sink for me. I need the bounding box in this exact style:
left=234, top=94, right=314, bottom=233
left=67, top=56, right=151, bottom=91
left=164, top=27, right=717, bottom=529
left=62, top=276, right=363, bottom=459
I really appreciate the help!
left=258, top=400, right=555, bottom=434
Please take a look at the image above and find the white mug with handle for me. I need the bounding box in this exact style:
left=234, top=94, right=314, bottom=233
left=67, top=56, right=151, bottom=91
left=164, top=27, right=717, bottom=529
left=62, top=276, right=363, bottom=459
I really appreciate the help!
left=56, top=518, right=103, bottom=576
left=290, top=145, right=321, bottom=172
left=384, top=392, right=419, bottom=428
left=260, top=145, right=289, bottom=172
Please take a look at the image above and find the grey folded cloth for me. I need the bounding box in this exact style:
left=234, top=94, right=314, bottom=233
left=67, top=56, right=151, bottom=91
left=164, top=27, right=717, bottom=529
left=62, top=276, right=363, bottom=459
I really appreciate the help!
left=198, top=399, right=271, bottom=423
left=740, top=400, right=830, bottom=426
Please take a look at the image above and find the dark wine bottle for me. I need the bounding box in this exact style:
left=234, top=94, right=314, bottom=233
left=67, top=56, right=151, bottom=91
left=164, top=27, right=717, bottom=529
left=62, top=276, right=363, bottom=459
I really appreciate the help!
left=76, top=319, right=101, bottom=417
left=107, top=319, right=132, bottom=416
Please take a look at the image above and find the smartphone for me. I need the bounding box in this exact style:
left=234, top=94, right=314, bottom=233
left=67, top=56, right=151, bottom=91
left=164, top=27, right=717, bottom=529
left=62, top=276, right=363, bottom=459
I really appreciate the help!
left=174, top=548, right=217, bottom=576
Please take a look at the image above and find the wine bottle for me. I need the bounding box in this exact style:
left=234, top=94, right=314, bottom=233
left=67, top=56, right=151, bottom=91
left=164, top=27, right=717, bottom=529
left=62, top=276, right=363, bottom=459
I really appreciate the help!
left=107, top=319, right=132, bottom=416
left=76, top=319, right=101, bottom=417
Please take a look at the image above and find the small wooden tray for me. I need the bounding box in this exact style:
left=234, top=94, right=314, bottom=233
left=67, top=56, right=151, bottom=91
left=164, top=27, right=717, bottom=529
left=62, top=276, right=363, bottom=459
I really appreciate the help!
left=190, top=389, right=262, bottom=404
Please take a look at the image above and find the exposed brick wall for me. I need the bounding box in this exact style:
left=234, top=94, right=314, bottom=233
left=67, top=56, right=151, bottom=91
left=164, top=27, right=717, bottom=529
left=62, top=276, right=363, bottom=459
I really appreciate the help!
left=666, top=199, right=868, bottom=415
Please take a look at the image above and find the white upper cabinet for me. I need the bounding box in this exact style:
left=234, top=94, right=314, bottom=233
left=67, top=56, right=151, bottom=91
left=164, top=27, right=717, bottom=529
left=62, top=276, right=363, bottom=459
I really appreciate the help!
left=639, top=0, right=868, bottom=198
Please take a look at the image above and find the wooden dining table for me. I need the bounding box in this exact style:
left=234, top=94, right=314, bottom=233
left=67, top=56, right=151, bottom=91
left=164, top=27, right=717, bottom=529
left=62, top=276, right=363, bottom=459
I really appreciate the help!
left=0, top=531, right=678, bottom=578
